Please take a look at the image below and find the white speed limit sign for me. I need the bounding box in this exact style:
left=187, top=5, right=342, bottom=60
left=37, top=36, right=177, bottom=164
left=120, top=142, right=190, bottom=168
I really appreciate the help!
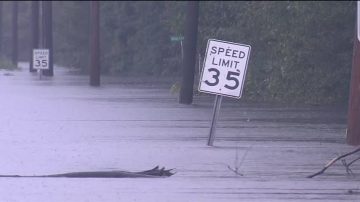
left=33, top=49, right=49, bottom=70
left=199, top=39, right=251, bottom=99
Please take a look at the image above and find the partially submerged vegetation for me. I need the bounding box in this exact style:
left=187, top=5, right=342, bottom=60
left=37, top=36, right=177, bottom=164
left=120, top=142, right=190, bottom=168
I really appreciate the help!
left=0, top=56, right=17, bottom=70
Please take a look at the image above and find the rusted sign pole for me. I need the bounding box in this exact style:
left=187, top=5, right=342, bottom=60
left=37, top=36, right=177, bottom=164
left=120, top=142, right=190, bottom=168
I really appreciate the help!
left=347, top=2, right=360, bottom=146
left=90, top=1, right=100, bottom=86
left=207, top=95, right=223, bottom=146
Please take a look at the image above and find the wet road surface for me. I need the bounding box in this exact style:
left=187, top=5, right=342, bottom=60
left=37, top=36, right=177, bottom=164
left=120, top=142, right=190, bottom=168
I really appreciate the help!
left=0, top=63, right=358, bottom=201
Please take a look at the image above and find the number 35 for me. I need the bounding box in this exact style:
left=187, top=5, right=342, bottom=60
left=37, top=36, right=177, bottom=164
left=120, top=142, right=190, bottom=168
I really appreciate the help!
left=204, top=69, right=240, bottom=90
left=35, top=59, right=48, bottom=67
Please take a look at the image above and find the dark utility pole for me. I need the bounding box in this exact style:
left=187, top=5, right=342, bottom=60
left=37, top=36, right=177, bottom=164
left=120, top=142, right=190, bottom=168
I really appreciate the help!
left=90, top=1, right=100, bottom=86
left=347, top=24, right=360, bottom=146
left=12, top=1, right=18, bottom=65
left=30, top=1, right=39, bottom=72
left=42, top=1, right=53, bottom=76
left=0, top=2, right=2, bottom=55
left=179, top=1, right=199, bottom=104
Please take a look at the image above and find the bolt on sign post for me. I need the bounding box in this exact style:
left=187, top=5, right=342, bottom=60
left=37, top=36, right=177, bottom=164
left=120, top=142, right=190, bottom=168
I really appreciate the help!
left=347, top=1, right=360, bottom=146
left=199, top=39, right=251, bottom=146
left=33, top=49, right=49, bottom=80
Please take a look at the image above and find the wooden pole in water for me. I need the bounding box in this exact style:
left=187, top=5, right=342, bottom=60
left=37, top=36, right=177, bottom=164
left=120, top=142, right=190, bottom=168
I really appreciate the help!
left=42, top=1, right=53, bottom=76
left=179, top=1, right=199, bottom=104
left=11, top=1, right=18, bottom=66
left=30, top=1, right=39, bottom=72
left=90, top=1, right=100, bottom=86
left=347, top=3, right=360, bottom=146
left=0, top=2, right=3, bottom=55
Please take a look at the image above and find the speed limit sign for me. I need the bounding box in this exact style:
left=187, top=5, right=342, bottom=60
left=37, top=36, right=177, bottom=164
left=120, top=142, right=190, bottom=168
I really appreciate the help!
left=199, top=39, right=251, bottom=99
left=33, top=49, right=49, bottom=70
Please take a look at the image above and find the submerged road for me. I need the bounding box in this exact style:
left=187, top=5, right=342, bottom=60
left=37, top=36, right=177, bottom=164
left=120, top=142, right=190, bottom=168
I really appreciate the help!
left=0, top=63, right=358, bottom=202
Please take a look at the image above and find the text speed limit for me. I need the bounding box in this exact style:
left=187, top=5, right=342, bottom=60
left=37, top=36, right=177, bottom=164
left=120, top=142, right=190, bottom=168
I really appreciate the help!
left=33, top=49, right=49, bottom=70
left=199, top=39, right=251, bottom=99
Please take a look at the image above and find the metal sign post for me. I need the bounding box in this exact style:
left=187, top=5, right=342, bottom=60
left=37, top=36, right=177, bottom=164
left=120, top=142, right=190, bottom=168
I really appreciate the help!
left=199, top=39, right=251, bottom=146
left=208, top=95, right=223, bottom=146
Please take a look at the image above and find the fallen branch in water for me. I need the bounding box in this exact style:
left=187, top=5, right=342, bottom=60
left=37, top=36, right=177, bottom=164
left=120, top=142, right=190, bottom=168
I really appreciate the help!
left=0, top=166, right=175, bottom=178
left=341, top=156, right=360, bottom=175
left=227, top=165, right=243, bottom=176
left=226, top=144, right=252, bottom=176
left=307, top=147, right=360, bottom=178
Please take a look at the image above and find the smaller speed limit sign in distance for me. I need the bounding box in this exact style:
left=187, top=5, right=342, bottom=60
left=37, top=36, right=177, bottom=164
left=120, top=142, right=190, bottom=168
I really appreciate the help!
left=33, top=49, right=49, bottom=70
left=199, top=39, right=251, bottom=99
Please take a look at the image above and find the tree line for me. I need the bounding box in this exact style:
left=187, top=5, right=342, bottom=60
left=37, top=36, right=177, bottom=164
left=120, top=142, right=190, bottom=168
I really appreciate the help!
left=0, top=1, right=356, bottom=104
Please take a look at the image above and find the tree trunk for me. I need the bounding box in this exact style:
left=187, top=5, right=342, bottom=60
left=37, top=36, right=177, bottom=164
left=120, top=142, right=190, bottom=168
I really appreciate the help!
left=42, top=1, right=53, bottom=76
left=347, top=23, right=360, bottom=146
left=12, top=1, right=18, bottom=66
left=30, top=1, right=39, bottom=72
left=89, top=1, right=100, bottom=86
left=179, top=1, right=199, bottom=104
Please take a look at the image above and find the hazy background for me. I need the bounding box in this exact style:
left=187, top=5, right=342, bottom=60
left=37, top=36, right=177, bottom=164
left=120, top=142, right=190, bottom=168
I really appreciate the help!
left=0, top=1, right=356, bottom=104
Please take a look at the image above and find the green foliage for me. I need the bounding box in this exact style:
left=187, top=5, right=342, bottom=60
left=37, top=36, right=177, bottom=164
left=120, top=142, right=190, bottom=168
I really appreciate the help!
left=50, top=1, right=355, bottom=104
left=100, top=1, right=180, bottom=76
left=0, top=1, right=31, bottom=61
left=0, top=55, right=17, bottom=70
left=198, top=1, right=355, bottom=104
left=53, top=1, right=90, bottom=72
